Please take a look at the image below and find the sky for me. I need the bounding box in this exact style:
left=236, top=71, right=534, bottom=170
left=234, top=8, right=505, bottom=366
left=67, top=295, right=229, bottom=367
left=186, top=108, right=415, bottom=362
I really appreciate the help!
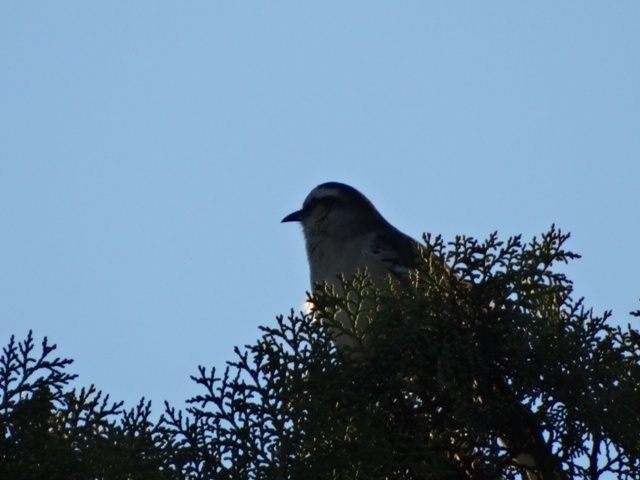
left=1, top=3, right=639, bottom=414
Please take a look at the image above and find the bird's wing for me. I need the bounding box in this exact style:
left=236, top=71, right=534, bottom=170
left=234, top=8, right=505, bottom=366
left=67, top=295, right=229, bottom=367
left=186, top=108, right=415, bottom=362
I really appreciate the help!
left=365, top=229, right=423, bottom=277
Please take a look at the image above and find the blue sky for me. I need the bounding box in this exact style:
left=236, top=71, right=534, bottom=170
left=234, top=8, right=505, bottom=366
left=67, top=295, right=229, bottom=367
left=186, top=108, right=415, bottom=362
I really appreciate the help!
left=1, top=3, right=639, bottom=412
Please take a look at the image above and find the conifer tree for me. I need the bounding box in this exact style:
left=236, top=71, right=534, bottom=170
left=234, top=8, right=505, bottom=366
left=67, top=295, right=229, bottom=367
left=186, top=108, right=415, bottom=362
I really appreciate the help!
left=163, top=227, right=640, bottom=479
left=2, top=227, right=639, bottom=479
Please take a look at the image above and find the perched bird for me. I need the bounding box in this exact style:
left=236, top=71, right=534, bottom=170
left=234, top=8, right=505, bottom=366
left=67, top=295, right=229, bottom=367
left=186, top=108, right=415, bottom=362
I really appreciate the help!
left=281, top=182, right=423, bottom=287
left=281, top=181, right=426, bottom=348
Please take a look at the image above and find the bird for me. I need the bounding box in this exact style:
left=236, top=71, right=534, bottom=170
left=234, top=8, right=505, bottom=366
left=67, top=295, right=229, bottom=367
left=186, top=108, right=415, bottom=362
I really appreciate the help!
left=281, top=182, right=424, bottom=284
left=281, top=181, right=426, bottom=348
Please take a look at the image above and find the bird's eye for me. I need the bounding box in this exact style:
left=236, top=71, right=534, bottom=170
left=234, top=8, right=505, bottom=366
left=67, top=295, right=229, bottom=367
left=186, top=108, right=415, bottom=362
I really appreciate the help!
left=305, top=197, right=341, bottom=212
left=309, top=197, right=342, bottom=211
left=322, top=197, right=340, bottom=209
left=304, top=198, right=320, bottom=211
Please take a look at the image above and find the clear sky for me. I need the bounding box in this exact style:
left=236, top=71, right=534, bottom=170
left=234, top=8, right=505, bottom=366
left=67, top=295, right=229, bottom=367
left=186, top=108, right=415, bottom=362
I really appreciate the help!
left=1, top=3, right=639, bottom=412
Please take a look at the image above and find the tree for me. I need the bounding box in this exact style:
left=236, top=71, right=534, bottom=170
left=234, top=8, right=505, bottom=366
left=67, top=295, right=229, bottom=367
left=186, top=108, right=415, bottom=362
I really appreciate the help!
left=163, top=226, right=640, bottom=479
left=0, top=332, right=178, bottom=480
left=1, top=227, right=639, bottom=479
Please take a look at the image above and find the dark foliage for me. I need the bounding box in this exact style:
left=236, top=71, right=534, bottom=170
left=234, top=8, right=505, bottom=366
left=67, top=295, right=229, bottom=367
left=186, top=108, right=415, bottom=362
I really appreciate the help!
left=2, top=227, right=639, bottom=479
left=162, top=226, right=640, bottom=479
left=0, top=332, right=178, bottom=480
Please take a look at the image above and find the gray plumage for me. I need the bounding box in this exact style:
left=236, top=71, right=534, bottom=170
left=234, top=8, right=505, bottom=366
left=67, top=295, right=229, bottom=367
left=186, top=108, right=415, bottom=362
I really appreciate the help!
left=282, top=181, right=422, bottom=290
left=282, top=182, right=424, bottom=348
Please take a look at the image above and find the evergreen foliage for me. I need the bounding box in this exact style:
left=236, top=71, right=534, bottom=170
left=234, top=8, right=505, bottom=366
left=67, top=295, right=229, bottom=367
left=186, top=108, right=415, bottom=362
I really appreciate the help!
left=0, top=332, right=178, bottom=480
left=1, top=227, right=639, bottom=479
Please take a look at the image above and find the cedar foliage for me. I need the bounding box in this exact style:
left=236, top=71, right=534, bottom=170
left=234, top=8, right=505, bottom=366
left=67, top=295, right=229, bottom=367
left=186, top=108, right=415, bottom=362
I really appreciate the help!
left=2, top=227, right=639, bottom=479
left=0, top=332, right=178, bottom=480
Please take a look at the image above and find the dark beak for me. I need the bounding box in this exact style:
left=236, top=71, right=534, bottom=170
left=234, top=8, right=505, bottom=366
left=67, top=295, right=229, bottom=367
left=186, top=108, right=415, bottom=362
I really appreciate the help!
left=281, top=209, right=304, bottom=223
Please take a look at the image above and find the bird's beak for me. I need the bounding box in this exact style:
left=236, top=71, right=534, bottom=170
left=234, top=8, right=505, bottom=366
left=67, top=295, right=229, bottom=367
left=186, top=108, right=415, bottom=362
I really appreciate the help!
left=281, top=209, right=304, bottom=223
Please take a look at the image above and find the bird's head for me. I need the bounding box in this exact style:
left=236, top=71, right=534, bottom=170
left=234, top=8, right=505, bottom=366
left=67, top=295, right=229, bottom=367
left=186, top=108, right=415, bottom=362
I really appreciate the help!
left=282, top=182, right=387, bottom=241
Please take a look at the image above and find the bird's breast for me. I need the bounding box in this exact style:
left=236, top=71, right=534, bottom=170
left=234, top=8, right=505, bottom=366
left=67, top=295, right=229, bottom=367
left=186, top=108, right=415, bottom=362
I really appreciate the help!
left=307, top=237, right=389, bottom=292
